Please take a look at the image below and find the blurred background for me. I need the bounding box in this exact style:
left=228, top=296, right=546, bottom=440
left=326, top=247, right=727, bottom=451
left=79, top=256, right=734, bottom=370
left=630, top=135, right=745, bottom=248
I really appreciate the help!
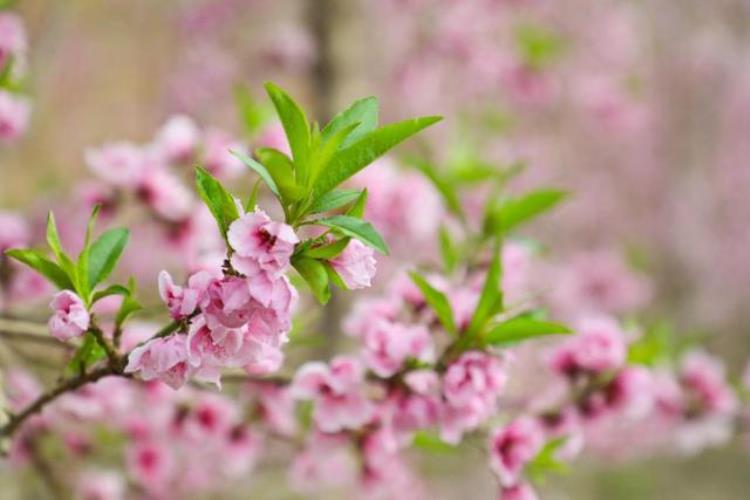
left=2, top=0, right=750, bottom=498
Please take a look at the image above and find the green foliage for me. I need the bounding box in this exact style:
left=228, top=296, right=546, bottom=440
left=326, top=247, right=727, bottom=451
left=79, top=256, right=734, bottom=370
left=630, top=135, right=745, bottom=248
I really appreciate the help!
left=310, top=116, right=442, bottom=201
left=315, top=215, right=389, bottom=255
left=438, top=226, right=459, bottom=273
left=264, top=82, right=313, bottom=186
left=526, top=437, right=570, bottom=483
left=85, top=228, right=129, bottom=292
left=232, top=150, right=281, bottom=198
left=484, top=189, right=568, bottom=236
left=465, top=241, right=504, bottom=337
left=292, top=257, right=331, bottom=304
left=409, top=272, right=456, bottom=336
left=303, top=238, right=350, bottom=260
left=515, top=24, right=566, bottom=70
left=627, top=322, right=674, bottom=366
left=3, top=249, right=74, bottom=290
left=412, top=431, right=458, bottom=453
left=66, top=332, right=106, bottom=376
left=484, top=317, right=571, bottom=346
left=115, top=278, right=143, bottom=328
left=308, top=189, right=363, bottom=214
left=321, top=96, right=379, bottom=148
left=195, top=166, right=241, bottom=238
left=234, top=85, right=271, bottom=136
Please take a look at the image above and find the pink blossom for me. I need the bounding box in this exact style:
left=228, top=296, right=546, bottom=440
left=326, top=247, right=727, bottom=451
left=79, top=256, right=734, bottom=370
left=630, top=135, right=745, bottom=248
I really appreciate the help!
left=158, top=270, right=212, bottom=320
left=442, top=351, right=506, bottom=409
left=488, top=417, right=544, bottom=486
left=48, top=291, right=90, bottom=341
left=135, top=167, right=194, bottom=222
left=85, top=142, right=146, bottom=187
left=291, top=356, right=374, bottom=432
left=679, top=350, right=738, bottom=416
left=202, top=128, right=245, bottom=179
left=125, top=335, right=191, bottom=390
left=251, top=383, right=298, bottom=436
left=203, top=276, right=256, bottom=328
left=361, top=320, right=434, bottom=377
left=186, top=317, right=244, bottom=382
left=548, top=316, right=627, bottom=377
left=501, top=482, right=539, bottom=500
left=154, top=114, right=200, bottom=164
left=125, top=441, right=175, bottom=494
left=604, top=366, right=654, bottom=419
left=0, top=90, right=29, bottom=141
left=289, top=433, right=355, bottom=493
left=227, top=209, right=298, bottom=274
left=329, top=239, right=377, bottom=289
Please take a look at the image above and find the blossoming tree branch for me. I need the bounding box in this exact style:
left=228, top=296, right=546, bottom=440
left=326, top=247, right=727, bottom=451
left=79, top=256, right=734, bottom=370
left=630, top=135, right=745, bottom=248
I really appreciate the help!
left=1, top=9, right=750, bottom=499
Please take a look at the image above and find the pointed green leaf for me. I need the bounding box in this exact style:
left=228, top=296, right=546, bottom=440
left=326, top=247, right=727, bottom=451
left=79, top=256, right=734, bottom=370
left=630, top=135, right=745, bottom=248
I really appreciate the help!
left=304, top=237, right=350, bottom=260
left=264, top=82, right=312, bottom=185
left=409, top=272, right=456, bottom=336
left=87, top=228, right=129, bottom=288
left=490, top=189, right=568, bottom=234
left=308, top=189, right=363, bottom=214
left=91, top=284, right=131, bottom=304
left=311, top=116, right=442, bottom=200
left=466, top=241, right=503, bottom=336
left=322, top=96, right=379, bottom=148
left=231, top=150, right=280, bottom=198
left=315, top=215, right=388, bottom=255
left=66, top=332, right=106, bottom=376
left=484, top=317, right=571, bottom=346
left=195, top=166, right=241, bottom=237
left=255, top=147, right=305, bottom=201
left=345, top=189, right=368, bottom=219
left=438, top=226, right=458, bottom=273
left=4, top=248, right=75, bottom=290
left=46, top=212, right=76, bottom=276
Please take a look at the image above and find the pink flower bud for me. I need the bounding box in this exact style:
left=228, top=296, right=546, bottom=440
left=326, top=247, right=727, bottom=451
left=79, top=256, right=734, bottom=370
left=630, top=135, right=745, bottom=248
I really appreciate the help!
left=0, top=90, right=29, bottom=142
left=329, top=239, right=377, bottom=289
left=48, top=291, right=90, bottom=341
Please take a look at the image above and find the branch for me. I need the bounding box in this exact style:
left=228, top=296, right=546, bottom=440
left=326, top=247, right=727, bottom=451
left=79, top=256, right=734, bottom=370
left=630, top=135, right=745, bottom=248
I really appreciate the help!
left=0, top=365, right=123, bottom=439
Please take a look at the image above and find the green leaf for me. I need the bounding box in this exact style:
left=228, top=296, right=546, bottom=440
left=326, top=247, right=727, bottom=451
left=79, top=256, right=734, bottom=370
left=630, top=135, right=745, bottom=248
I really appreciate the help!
left=195, top=166, right=241, bottom=238
left=66, top=332, right=106, bottom=376
left=489, top=189, right=567, bottom=234
left=234, top=85, right=268, bottom=135
left=323, top=261, right=348, bottom=289
left=4, top=248, right=75, bottom=290
left=264, top=82, right=312, bottom=185
left=345, top=189, right=368, bottom=219
left=484, top=317, right=571, bottom=346
left=91, top=284, right=131, bottom=304
left=310, top=122, right=361, bottom=186
left=292, top=257, right=331, bottom=304
left=311, top=116, right=442, bottom=200
left=315, top=215, right=388, bottom=255
left=87, top=228, right=129, bottom=289
left=412, top=431, right=458, bottom=453
left=255, top=147, right=305, bottom=201
left=231, top=150, right=280, bottom=198
left=321, top=96, right=379, bottom=148
left=308, top=189, right=363, bottom=214
left=116, top=293, right=142, bottom=328
left=46, top=212, right=76, bottom=275
left=304, top=237, right=350, bottom=260
left=466, top=241, right=503, bottom=337
left=409, top=272, right=456, bottom=336
left=245, top=179, right=262, bottom=212
left=438, top=226, right=458, bottom=273
left=527, top=436, right=570, bottom=483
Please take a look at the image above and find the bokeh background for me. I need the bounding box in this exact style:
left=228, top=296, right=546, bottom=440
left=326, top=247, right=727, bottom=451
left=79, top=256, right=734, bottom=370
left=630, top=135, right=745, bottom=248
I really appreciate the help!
left=2, top=0, right=750, bottom=498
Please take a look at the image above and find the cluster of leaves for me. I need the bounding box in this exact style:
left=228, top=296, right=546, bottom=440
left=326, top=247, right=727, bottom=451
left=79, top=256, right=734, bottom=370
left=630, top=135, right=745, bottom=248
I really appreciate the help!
left=408, top=150, right=570, bottom=356
left=197, top=82, right=442, bottom=303
left=5, top=208, right=139, bottom=372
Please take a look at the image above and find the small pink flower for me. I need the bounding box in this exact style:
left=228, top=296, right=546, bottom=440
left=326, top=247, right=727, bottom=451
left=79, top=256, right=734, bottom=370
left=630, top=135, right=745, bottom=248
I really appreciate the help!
left=679, top=350, right=738, bottom=416
left=227, top=210, right=298, bottom=274
left=85, top=142, right=146, bottom=187
left=361, top=320, right=434, bottom=377
left=549, top=316, right=626, bottom=377
left=154, top=114, right=200, bottom=164
left=48, top=291, right=90, bottom=341
left=442, top=351, right=506, bottom=409
left=125, top=335, right=191, bottom=390
left=135, top=167, right=194, bottom=222
left=488, top=417, right=544, bottom=486
left=186, top=317, right=244, bottom=379
left=126, top=441, right=175, bottom=494
left=501, top=482, right=539, bottom=500
left=158, top=270, right=212, bottom=320
left=0, top=90, right=29, bottom=142
left=329, top=239, right=377, bottom=289
left=291, top=356, right=374, bottom=432
left=605, top=366, right=654, bottom=419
